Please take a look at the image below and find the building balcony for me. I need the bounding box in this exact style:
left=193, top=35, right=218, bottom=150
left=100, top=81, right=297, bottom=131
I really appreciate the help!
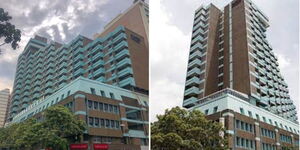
left=186, top=76, right=201, bottom=87
left=117, top=67, right=133, bottom=77
left=93, top=68, right=105, bottom=76
left=94, top=76, right=105, bottom=82
left=189, top=50, right=202, bottom=60
left=116, top=57, right=131, bottom=67
left=74, top=53, right=84, bottom=62
left=190, top=43, right=203, bottom=52
left=115, top=49, right=130, bottom=60
left=119, top=77, right=135, bottom=87
left=113, top=32, right=127, bottom=42
left=184, top=86, right=200, bottom=96
left=74, top=68, right=84, bottom=77
left=114, top=40, right=128, bottom=51
left=193, top=22, right=206, bottom=32
left=92, top=52, right=103, bottom=61
left=45, top=88, right=53, bottom=94
left=58, top=68, right=68, bottom=75
left=183, top=96, right=198, bottom=106
left=192, top=28, right=205, bottom=39
left=188, top=58, right=201, bottom=69
left=191, top=35, right=204, bottom=45
left=91, top=44, right=103, bottom=54
left=187, top=67, right=201, bottom=77
left=72, top=40, right=83, bottom=49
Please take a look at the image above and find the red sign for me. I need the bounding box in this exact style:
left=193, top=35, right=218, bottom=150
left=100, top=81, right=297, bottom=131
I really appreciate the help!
left=94, top=144, right=109, bottom=150
left=70, top=144, right=88, bottom=150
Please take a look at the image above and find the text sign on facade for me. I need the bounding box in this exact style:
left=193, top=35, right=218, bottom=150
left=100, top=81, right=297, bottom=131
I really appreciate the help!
left=70, top=144, right=88, bottom=150
left=93, top=144, right=109, bottom=150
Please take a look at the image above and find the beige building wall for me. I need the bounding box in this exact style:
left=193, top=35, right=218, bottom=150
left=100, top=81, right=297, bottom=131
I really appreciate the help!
left=0, top=89, right=10, bottom=127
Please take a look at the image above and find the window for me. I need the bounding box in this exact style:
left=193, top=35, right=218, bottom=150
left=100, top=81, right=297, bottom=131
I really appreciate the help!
left=100, top=90, right=106, bottom=97
left=113, top=106, right=119, bottom=114
left=116, top=121, right=120, bottom=129
left=89, top=117, right=94, bottom=126
left=61, top=94, right=64, bottom=100
left=240, top=108, right=244, bottom=115
left=101, top=119, right=105, bottom=127
left=280, top=134, right=292, bottom=144
left=99, top=102, right=104, bottom=111
left=205, top=109, right=209, bottom=115
left=262, top=117, right=266, bottom=123
left=213, top=106, right=218, bottom=113
left=94, top=101, right=98, bottom=109
left=269, top=119, right=272, bottom=125
left=88, top=100, right=93, bottom=109
left=274, top=121, right=278, bottom=127
left=235, top=119, right=254, bottom=133
left=104, top=104, right=108, bottom=111
left=261, top=128, right=275, bottom=139
left=109, top=104, right=113, bottom=112
left=110, top=93, right=115, bottom=99
left=105, top=119, right=110, bottom=128
left=95, top=118, right=99, bottom=127
left=248, top=111, right=252, bottom=118
left=131, top=34, right=141, bottom=44
left=90, top=88, right=96, bottom=94
left=111, top=120, right=115, bottom=128
left=67, top=90, right=71, bottom=96
left=255, top=114, right=260, bottom=121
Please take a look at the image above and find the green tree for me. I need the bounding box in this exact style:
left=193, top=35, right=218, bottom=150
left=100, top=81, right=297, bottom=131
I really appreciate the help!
left=0, top=105, right=86, bottom=150
left=0, top=8, right=21, bottom=52
left=40, top=105, right=86, bottom=149
left=151, top=106, right=228, bottom=150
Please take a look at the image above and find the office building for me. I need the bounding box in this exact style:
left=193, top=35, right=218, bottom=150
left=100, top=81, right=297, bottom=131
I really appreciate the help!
left=10, top=25, right=148, bottom=119
left=183, top=0, right=299, bottom=149
left=0, top=89, right=10, bottom=127
left=11, top=77, right=148, bottom=149
left=8, top=1, right=148, bottom=149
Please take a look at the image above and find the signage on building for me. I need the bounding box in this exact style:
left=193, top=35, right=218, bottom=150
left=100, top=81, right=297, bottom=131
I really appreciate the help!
left=69, top=144, right=88, bottom=150
left=93, top=144, right=109, bottom=150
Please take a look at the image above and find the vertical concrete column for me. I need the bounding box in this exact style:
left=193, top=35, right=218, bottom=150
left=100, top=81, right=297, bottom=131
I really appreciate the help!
left=219, top=117, right=225, bottom=138
left=222, top=112, right=234, bottom=148
left=73, top=93, right=88, bottom=144
left=254, top=122, right=261, bottom=150
left=291, top=134, right=294, bottom=146
left=275, top=129, right=281, bottom=149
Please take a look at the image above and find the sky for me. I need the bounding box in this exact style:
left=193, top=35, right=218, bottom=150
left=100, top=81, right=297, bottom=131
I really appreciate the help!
left=150, top=0, right=299, bottom=121
left=0, top=0, right=135, bottom=91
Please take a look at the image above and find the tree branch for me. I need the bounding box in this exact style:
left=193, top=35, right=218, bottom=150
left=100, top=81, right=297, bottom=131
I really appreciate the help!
left=0, top=42, right=5, bottom=47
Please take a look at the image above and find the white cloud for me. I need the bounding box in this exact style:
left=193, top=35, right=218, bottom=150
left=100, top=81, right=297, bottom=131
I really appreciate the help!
left=150, top=0, right=190, bottom=121
left=275, top=53, right=291, bottom=70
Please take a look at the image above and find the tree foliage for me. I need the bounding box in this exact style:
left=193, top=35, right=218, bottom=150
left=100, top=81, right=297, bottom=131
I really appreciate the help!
left=0, top=105, right=86, bottom=150
left=151, top=106, right=228, bottom=150
left=0, top=8, right=21, bottom=51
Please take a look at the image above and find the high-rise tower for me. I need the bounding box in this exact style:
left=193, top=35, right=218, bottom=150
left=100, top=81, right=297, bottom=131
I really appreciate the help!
left=0, top=89, right=10, bottom=127
left=8, top=1, right=149, bottom=149
left=183, top=0, right=299, bottom=149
